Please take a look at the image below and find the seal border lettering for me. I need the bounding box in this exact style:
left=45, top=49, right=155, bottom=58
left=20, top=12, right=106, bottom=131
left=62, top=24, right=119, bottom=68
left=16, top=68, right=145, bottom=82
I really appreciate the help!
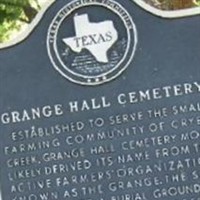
left=47, top=0, right=138, bottom=85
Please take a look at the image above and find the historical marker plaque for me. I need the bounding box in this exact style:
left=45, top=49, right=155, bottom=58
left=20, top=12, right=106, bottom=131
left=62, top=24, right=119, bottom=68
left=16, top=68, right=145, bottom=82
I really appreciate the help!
left=0, top=0, right=200, bottom=200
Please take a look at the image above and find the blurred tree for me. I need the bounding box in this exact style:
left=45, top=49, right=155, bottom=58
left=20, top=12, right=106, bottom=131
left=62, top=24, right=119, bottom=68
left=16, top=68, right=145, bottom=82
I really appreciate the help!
left=144, top=0, right=198, bottom=9
left=194, top=0, right=200, bottom=6
left=158, top=0, right=195, bottom=10
left=0, top=0, right=40, bottom=42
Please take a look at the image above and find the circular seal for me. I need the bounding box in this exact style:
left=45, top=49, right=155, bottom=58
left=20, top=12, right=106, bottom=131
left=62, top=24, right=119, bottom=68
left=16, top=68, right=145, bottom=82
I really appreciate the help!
left=47, top=0, right=138, bottom=85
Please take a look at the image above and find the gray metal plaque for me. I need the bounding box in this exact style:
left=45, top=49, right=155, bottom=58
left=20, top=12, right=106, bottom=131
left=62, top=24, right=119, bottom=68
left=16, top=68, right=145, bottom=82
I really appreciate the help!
left=0, top=0, right=200, bottom=200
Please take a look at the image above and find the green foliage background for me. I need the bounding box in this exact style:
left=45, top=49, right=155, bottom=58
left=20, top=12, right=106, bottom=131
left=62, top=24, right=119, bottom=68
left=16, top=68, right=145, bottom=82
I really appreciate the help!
left=0, top=0, right=40, bottom=42
left=195, top=0, right=200, bottom=5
